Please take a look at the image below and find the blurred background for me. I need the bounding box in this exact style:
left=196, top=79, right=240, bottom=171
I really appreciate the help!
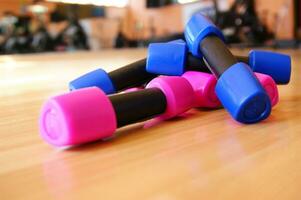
left=0, top=0, right=298, bottom=55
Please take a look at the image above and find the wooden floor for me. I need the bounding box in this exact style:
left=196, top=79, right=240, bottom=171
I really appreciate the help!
left=0, top=48, right=300, bottom=200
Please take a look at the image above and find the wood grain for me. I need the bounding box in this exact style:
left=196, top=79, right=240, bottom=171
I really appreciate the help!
left=0, top=49, right=300, bottom=200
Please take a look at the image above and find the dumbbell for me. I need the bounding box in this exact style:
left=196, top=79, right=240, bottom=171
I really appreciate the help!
left=68, top=41, right=205, bottom=94
left=184, top=13, right=271, bottom=123
left=124, top=72, right=279, bottom=109
left=69, top=59, right=155, bottom=94
left=182, top=71, right=279, bottom=108
left=40, top=76, right=195, bottom=146
left=69, top=41, right=290, bottom=95
left=147, top=40, right=291, bottom=84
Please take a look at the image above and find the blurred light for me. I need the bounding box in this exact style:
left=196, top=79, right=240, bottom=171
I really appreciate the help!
left=177, top=0, right=199, bottom=4
left=28, top=5, right=48, bottom=13
left=46, top=0, right=128, bottom=7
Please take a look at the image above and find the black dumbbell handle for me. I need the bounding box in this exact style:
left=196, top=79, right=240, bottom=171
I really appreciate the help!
left=109, top=88, right=167, bottom=127
left=109, top=58, right=156, bottom=91
left=236, top=55, right=249, bottom=64
left=186, top=54, right=250, bottom=72
left=108, top=57, right=208, bottom=91
left=185, top=53, right=211, bottom=73
left=199, top=36, right=237, bottom=77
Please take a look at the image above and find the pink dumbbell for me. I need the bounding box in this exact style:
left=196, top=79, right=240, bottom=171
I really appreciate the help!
left=120, top=73, right=279, bottom=109
left=39, top=73, right=278, bottom=147
left=39, top=76, right=195, bottom=147
left=182, top=71, right=279, bottom=108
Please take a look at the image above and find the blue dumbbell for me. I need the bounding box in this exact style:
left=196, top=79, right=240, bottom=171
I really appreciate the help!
left=69, top=59, right=155, bottom=94
left=184, top=13, right=272, bottom=123
left=69, top=40, right=206, bottom=94
left=147, top=40, right=291, bottom=84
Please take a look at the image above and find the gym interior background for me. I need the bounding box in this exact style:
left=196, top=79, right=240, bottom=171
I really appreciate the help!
left=1, top=1, right=301, bottom=199
left=0, top=0, right=299, bottom=54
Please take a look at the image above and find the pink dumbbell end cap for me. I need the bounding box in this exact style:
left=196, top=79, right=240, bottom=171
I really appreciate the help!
left=182, top=71, right=220, bottom=108
left=39, top=87, right=117, bottom=147
left=254, top=73, right=279, bottom=107
left=146, top=76, right=195, bottom=120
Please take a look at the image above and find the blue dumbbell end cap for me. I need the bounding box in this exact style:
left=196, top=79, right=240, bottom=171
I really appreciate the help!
left=69, top=68, right=116, bottom=94
left=184, top=13, right=225, bottom=58
left=215, top=63, right=271, bottom=124
left=249, top=50, right=291, bottom=84
left=146, top=40, right=187, bottom=76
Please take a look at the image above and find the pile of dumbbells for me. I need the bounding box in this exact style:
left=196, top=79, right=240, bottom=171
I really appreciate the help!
left=39, top=14, right=291, bottom=147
